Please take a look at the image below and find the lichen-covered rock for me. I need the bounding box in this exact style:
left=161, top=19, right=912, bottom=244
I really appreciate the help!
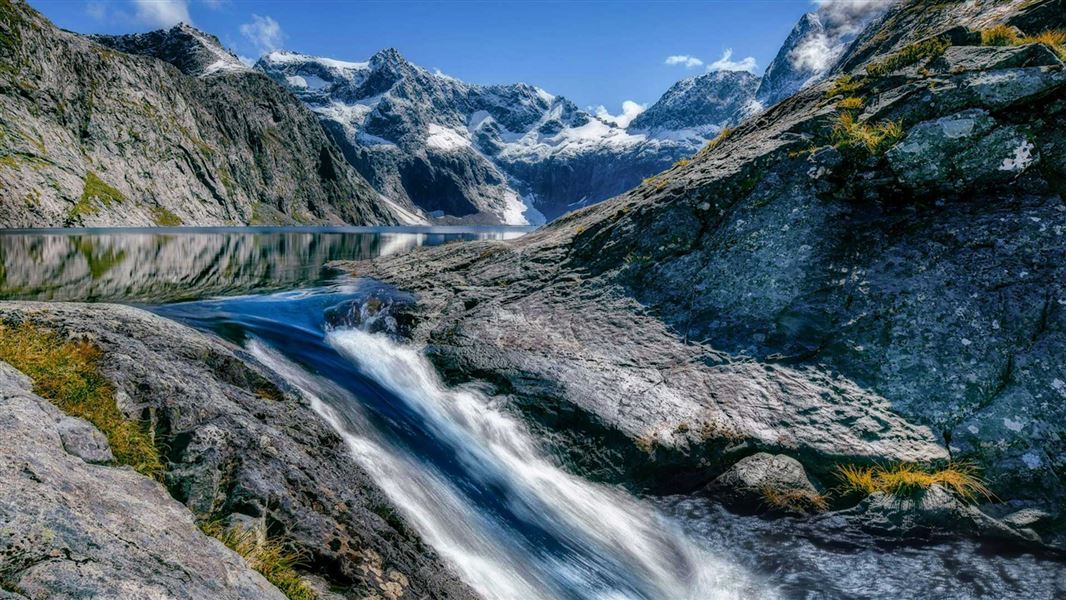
left=824, top=485, right=1035, bottom=545
left=886, top=108, right=1038, bottom=190
left=0, top=302, right=475, bottom=600
left=0, top=362, right=286, bottom=599
left=55, top=415, right=113, bottom=465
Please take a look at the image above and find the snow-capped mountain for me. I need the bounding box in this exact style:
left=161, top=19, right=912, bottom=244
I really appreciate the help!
left=252, top=6, right=888, bottom=224
left=256, top=49, right=721, bottom=223
left=756, top=4, right=890, bottom=108
left=629, top=70, right=761, bottom=136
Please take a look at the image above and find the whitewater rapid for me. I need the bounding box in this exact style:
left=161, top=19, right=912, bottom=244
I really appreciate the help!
left=251, top=327, right=769, bottom=600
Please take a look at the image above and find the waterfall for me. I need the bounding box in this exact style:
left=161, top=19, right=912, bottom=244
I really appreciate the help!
left=251, top=327, right=768, bottom=600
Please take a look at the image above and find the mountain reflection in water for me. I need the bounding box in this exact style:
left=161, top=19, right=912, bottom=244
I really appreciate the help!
left=0, top=227, right=528, bottom=303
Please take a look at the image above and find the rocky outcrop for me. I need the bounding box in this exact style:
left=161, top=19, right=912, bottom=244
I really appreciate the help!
left=337, top=0, right=1066, bottom=546
left=0, top=0, right=399, bottom=227
left=0, top=361, right=286, bottom=599
left=0, top=302, right=475, bottom=599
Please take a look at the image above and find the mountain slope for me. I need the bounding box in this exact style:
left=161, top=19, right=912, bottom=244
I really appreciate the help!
left=0, top=1, right=400, bottom=227
left=340, top=0, right=1066, bottom=548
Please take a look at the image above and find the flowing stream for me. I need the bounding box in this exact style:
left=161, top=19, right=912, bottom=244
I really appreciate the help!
left=2, top=229, right=1062, bottom=599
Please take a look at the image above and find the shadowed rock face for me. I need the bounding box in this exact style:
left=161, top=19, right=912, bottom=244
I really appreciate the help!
left=0, top=302, right=476, bottom=599
left=0, top=0, right=398, bottom=227
left=337, top=0, right=1066, bottom=548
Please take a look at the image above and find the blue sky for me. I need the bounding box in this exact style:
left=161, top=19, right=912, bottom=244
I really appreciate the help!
left=31, top=0, right=819, bottom=115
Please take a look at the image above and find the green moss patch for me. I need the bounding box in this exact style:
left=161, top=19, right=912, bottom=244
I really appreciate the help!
left=151, top=206, right=183, bottom=226
left=866, top=36, right=951, bottom=76
left=69, top=171, right=126, bottom=220
left=0, top=322, right=163, bottom=478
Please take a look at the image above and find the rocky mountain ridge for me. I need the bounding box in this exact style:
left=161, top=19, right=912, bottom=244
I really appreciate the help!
left=0, top=0, right=403, bottom=227
left=257, top=6, right=893, bottom=224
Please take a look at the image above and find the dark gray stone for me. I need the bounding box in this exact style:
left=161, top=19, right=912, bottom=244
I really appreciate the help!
left=705, top=453, right=824, bottom=515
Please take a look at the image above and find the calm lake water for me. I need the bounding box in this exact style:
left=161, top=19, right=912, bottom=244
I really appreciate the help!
left=0, top=226, right=529, bottom=303
left=1, top=227, right=1063, bottom=599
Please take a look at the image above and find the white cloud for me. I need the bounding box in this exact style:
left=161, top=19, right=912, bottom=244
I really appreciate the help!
left=790, top=33, right=836, bottom=72
left=131, top=0, right=191, bottom=28
left=707, top=49, right=757, bottom=73
left=201, top=0, right=227, bottom=8
left=665, top=55, right=704, bottom=69
left=594, top=100, right=646, bottom=128
left=240, top=14, right=284, bottom=55
left=85, top=1, right=108, bottom=21
left=812, top=0, right=895, bottom=36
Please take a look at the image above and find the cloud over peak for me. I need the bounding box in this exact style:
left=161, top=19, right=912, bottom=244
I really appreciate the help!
left=594, top=100, right=647, bottom=128
left=707, top=49, right=757, bottom=73
left=240, top=14, right=285, bottom=55
left=665, top=55, right=704, bottom=69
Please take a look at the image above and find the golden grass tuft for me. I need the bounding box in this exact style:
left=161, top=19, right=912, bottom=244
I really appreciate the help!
left=824, top=74, right=863, bottom=99
left=980, top=25, right=1021, bottom=46
left=866, top=36, right=951, bottom=76
left=837, top=96, right=864, bottom=110
left=836, top=462, right=992, bottom=503
left=200, top=521, right=316, bottom=600
left=980, top=26, right=1066, bottom=60
left=0, top=322, right=163, bottom=478
left=759, top=486, right=829, bottom=514
left=700, top=127, right=734, bottom=155
left=830, top=112, right=904, bottom=156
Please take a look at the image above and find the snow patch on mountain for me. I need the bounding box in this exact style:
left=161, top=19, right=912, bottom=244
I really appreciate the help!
left=426, top=124, right=471, bottom=151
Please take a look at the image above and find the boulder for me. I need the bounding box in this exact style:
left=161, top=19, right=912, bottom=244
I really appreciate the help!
left=55, top=415, right=113, bottom=465
left=704, top=453, right=825, bottom=515
left=824, top=484, right=1037, bottom=545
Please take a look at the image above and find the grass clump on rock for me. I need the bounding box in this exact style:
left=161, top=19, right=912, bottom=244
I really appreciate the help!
left=836, top=462, right=992, bottom=503
left=0, top=322, right=163, bottom=478
left=865, top=36, right=951, bottom=76
left=69, top=171, right=126, bottom=219
left=759, top=486, right=829, bottom=514
left=830, top=112, right=904, bottom=156
left=980, top=26, right=1066, bottom=60
left=200, top=521, right=316, bottom=600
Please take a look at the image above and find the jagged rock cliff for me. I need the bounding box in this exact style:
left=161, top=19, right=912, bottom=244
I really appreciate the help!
left=0, top=0, right=400, bottom=227
left=340, top=0, right=1066, bottom=548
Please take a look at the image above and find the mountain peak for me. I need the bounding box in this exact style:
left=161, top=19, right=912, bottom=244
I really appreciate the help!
left=92, top=23, right=248, bottom=77
left=370, top=47, right=408, bottom=69
left=628, top=69, right=760, bottom=133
